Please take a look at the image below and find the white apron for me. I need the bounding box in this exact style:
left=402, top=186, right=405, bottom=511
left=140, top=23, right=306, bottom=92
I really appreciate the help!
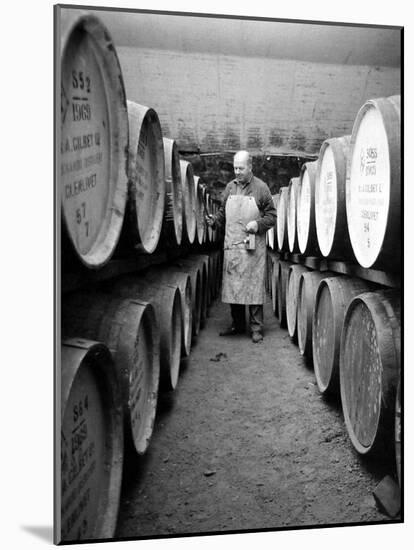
left=221, top=194, right=266, bottom=305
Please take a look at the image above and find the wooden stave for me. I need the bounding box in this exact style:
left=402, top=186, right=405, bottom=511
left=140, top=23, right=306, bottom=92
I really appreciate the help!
left=61, top=291, right=160, bottom=455
left=60, top=14, right=129, bottom=269
left=312, top=276, right=372, bottom=395
left=346, top=96, right=401, bottom=270
left=126, top=101, right=166, bottom=254
left=286, top=264, right=311, bottom=340
left=339, top=290, right=401, bottom=455
left=162, top=137, right=183, bottom=246
left=59, top=338, right=124, bottom=542
left=315, top=136, right=353, bottom=260
left=297, top=161, right=320, bottom=256
left=179, top=160, right=197, bottom=245
left=110, top=277, right=183, bottom=391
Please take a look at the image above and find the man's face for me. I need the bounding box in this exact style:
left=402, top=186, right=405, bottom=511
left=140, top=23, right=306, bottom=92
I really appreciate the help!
left=234, top=158, right=251, bottom=184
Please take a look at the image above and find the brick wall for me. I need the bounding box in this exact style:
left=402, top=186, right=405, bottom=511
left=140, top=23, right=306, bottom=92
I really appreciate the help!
left=117, top=46, right=400, bottom=156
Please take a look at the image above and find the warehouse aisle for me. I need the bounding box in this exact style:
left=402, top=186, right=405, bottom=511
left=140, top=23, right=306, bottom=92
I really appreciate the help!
left=116, top=296, right=392, bottom=538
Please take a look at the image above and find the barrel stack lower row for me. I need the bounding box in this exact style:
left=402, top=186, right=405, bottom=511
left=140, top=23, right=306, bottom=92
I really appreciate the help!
left=266, top=251, right=401, bottom=485
left=59, top=250, right=223, bottom=542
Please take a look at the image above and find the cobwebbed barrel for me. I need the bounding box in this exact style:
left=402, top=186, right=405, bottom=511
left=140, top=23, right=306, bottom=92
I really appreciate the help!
left=340, top=290, right=401, bottom=455
left=126, top=101, right=166, bottom=253
left=61, top=292, right=160, bottom=455
left=59, top=339, right=123, bottom=542
left=162, top=137, right=183, bottom=246
left=315, top=136, right=353, bottom=259
left=346, top=96, right=401, bottom=269
left=312, top=277, right=372, bottom=395
left=60, top=14, right=129, bottom=268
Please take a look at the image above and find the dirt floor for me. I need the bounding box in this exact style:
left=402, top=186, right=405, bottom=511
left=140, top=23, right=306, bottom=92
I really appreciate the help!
left=115, top=295, right=397, bottom=539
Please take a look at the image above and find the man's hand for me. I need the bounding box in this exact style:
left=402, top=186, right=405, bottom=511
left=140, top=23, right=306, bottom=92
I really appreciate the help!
left=245, top=220, right=258, bottom=234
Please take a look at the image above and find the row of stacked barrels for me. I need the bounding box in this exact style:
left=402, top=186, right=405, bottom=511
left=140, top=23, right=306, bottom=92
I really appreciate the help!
left=58, top=12, right=224, bottom=544
left=266, top=93, right=401, bottom=487
left=60, top=12, right=221, bottom=271
left=269, top=95, right=400, bottom=272
left=266, top=252, right=401, bottom=487
left=60, top=250, right=223, bottom=542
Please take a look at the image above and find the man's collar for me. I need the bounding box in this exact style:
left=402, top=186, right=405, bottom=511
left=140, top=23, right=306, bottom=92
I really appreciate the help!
left=234, top=173, right=253, bottom=188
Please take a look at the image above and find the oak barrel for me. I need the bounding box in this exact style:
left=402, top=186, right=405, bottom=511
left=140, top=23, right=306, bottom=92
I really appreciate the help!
left=277, top=187, right=289, bottom=251
left=287, top=177, right=301, bottom=253
left=297, top=161, right=320, bottom=256
left=162, top=137, right=183, bottom=246
left=297, top=271, right=337, bottom=357
left=340, top=290, right=401, bottom=455
left=286, top=264, right=311, bottom=340
left=146, top=267, right=193, bottom=357
left=315, top=136, right=353, bottom=259
left=59, top=339, right=123, bottom=542
left=346, top=96, right=401, bottom=269
left=60, top=14, right=129, bottom=269
left=126, top=101, right=166, bottom=253
left=276, top=260, right=291, bottom=328
left=61, top=292, right=160, bottom=455
left=171, top=261, right=202, bottom=337
left=111, top=278, right=183, bottom=391
left=312, top=276, right=372, bottom=395
left=175, top=256, right=207, bottom=331
left=180, top=159, right=197, bottom=244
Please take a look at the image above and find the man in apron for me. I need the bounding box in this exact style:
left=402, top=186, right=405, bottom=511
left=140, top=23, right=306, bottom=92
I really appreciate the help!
left=207, top=151, right=276, bottom=343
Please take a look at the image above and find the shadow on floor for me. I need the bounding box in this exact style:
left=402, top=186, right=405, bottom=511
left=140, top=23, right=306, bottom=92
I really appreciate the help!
left=21, top=525, right=53, bottom=543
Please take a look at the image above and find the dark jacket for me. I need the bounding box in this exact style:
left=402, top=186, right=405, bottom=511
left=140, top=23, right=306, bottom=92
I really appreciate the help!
left=214, top=175, right=277, bottom=234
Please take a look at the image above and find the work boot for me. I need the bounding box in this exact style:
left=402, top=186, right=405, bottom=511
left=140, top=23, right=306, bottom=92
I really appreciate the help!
left=219, top=326, right=244, bottom=336
left=252, top=331, right=263, bottom=343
